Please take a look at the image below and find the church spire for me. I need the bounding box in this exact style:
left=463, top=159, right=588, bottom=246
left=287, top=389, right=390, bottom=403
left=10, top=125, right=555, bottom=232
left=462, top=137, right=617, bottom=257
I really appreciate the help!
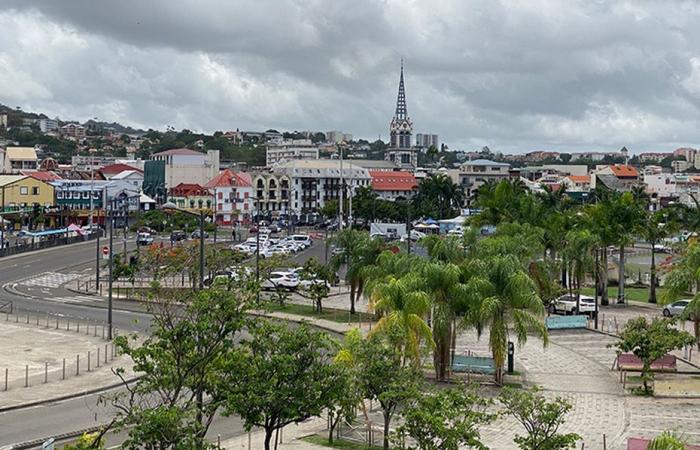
left=395, top=58, right=407, bottom=120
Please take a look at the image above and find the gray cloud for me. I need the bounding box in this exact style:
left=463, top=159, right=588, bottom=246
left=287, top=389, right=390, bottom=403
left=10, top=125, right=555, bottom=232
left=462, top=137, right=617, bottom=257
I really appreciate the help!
left=1, top=0, right=700, bottom=153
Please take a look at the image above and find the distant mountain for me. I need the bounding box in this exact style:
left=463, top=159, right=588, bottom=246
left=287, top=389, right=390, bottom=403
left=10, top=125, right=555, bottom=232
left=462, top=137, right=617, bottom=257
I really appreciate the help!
left=83, top=119, right=144, bottom=135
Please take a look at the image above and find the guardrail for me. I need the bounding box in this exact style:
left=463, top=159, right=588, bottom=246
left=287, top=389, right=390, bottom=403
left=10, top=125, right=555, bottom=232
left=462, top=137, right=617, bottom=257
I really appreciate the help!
left=0, top=234, right=97, bottom=258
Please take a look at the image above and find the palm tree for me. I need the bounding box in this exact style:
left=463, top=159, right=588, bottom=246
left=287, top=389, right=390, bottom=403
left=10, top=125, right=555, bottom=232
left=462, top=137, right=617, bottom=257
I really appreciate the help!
left=469, top=255, right=548, bottom=383
left=369, top=275, right=434, bottom=367
left=413, top=174, right=464, bottom=219
left=637, top=210, right=677, bottom=304
left=663, top=243, right=700, bottom=349
left=331, top=229, right=383, bottom=314
left=419, top=262, right=469, bottom=380
left=562, top=229, right=597, bottom=312
left=611, top=192, right=645, bottom=304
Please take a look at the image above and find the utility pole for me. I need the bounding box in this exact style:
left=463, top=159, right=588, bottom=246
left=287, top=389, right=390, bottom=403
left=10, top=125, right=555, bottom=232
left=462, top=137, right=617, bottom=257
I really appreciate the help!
left=594, top=247, right=600, bottom=330
left=88, top=156, right=95, bottom=228
left=255, top=198, right=260, bottom=302
left=338, top=142, right=344, bottom=230
left=407, top=204, right=412, bottom=255
left=107, top=201, right=114, bottom=340
left=198, top=210, right=205, bottom=290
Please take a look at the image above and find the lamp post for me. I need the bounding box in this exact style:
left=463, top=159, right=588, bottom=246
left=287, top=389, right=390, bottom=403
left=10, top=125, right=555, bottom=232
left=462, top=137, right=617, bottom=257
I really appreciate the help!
left=255, top=197, right=261, bottom=302
left=107, top=200, right=114, bottom=340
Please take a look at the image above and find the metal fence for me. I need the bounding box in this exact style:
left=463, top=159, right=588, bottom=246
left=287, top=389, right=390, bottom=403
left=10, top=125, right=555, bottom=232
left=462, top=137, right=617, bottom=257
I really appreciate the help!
left=0, top=234, right=98, bottom=258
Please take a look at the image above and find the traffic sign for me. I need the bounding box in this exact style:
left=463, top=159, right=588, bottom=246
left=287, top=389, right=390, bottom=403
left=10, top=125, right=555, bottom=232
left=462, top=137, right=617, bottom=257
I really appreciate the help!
left=102, top=246, right=110, bottom=259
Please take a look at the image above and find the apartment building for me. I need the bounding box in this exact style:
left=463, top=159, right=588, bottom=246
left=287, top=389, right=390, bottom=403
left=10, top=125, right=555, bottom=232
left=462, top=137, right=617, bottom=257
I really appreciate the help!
left=204, top=169, right=254, bottom=225
left=2, top=147, right=38, bottom=173
left=458, top=159, right=511, bottom=205
left=266, top=139, right=319, bottom=166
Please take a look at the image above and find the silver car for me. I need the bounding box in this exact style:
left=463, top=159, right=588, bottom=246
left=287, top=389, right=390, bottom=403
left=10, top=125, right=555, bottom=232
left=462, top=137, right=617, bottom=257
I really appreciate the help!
left=662, top=299, right=691, bottom=317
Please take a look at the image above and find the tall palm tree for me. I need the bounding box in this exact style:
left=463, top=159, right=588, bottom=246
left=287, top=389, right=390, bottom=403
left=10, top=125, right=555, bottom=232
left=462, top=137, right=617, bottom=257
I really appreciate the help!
left=611, top=192, right=645, bottom=304
left=562, top=229, right=597, bottom=312
left=637, top=210, right=678, bottom=304
left=369, top=275, right=434, bottom=367
left=413, top=174, right=464, bottom=219
left=331, top=229, right=383, bottom=314
left=469, top=255, right=548, bottom=383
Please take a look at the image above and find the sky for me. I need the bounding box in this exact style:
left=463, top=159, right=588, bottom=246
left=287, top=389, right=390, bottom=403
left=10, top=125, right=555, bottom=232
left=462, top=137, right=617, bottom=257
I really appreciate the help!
left=2, top=1, right=700, bottom=154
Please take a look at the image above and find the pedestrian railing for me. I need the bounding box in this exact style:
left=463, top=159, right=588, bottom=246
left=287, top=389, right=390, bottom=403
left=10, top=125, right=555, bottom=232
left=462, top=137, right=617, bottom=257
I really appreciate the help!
left=0, top=234, right=97, bottom=258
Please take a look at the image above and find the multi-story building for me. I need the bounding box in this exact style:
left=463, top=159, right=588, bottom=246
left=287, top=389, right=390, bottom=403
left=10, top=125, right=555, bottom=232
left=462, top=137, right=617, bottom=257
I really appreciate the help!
left=204, top=169, right=254, bottom=225
left=273, top=160, right=371, bottom=214
left=458, top=159, right=511, bottom=206
left=2, top=147, right=38, bottom=173
left=0, top=175, right=55, bottom=210
left=369, top=170, right=418, bottom=201
left=415, top=134, right=439, bottom=149
left=51, top=179, right=141, bottom=214
left=638, top=152, right=672, bottom=162
left=386, top=63, right=417, bottom=170
left=0, top=113, right=7, bottom=129
left=251, top=172, right=292, bottom=217
left=325, top=131, right=353, bottom=144
left=38, top=118, right=59, bottom=133
left=590, top=164, right=639, bottom=190
left=644, top=172, right=700, bottom=210
left=149, top=148, right=219, bottom=190
left=168, top=183, right=213, bottom=212
left=672, top=160, right=692, bottom=173
left=60, top=123, right=86, bottom=140
left=265, top=139, right=319, bottom=166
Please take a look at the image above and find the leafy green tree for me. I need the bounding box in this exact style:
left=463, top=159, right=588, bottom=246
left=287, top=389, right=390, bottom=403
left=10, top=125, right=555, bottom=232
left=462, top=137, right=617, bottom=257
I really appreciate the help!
left=562, top=229, right=597, bottom=311
left=357, top=334, right=422, bottom=450
left=413, top=174, right=464, bottom=219
left=299, top=257, right=334, bottom=312
left=62, top=432, right=105, bottom=449
left=470, top=255, right=548, bottom=383
left=646, top=431, right=689, bottom=450
left=499, top=386, right=581, bottom=450
left=108, top=288, right=253, bottom=449
left=663, top=243, right=700, bottom=349
left=392, top=387, right=495, bottom=450
left=370, top=274, right=434, bottom=367
left=613, top=317, right=695, bottom=393
left=221, top=322, right=342, bottom=450
left=611, top=192, right=645, bottom=303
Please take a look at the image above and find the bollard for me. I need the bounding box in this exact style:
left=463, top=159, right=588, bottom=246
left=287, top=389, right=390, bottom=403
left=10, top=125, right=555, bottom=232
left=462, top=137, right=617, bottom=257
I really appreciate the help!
left=44, top=362, right=48, bottom=383
left=62, top=358, right=66, bottom=380
left=86, top=323, right=89, bottom=335
left=94, top=324, right=97, bottom=337
left=46, top=314, right=49, bottom=328
left=102, top=326, right=105, bottom=339
left=15, top=314, right=18, bottom=323
left=97, top=348, right=100, bottom=368
left=56, top=318, right=59, bottom=329
left=76, top=354, right=80, bottom=376
left=36, top=316, right=39, bottom=326
left=104, top=344, right=108, bottom=364
left=67, top=319, right=70, bottom=331
left=4, top=368, right=7, bottom=391
left=26, top=315, right=29, bottom=324
left=88, top=351, right=91, bottom=372
left=77, top=322, right=80, bottom=333
left=25, top=365, right=28, bottom=387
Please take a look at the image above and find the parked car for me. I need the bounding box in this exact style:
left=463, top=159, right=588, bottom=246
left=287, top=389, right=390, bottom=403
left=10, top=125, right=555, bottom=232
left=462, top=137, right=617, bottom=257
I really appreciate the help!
left=289, top=234, right=312, bottom=248
left=136, top=232, right=154, bottom=246
left=549, top=294, right=596, bottom=315
left=261, top=271, right=299, bottom=290
left=191, top=229, right=209, bottom=239
left=663, top=299, right=691, bottom=317
left=170, top=230, right=187, bottom=242
left=400, top=230, right=427, bottom=242
left=653, top=244, right=671, bottom=253
left=299, top=278, right=331, bottom=290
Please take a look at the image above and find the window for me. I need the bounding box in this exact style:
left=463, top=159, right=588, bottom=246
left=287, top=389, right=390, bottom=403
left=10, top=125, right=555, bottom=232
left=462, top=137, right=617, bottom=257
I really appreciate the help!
left=32, top=187, right=39, bottom=195
left=218, top=192, right=223, bottom=200
left=218, top=203, right=223, bottom=210
left=19, top=187, right=28, bottom=195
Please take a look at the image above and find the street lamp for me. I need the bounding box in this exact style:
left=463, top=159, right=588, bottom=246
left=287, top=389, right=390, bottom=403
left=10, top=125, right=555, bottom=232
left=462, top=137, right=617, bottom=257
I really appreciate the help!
left=162, top=201, right=205, bottom=290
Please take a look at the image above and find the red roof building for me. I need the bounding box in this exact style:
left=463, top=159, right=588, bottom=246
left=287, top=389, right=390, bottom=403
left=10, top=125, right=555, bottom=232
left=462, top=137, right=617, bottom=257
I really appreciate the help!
left=169, top=183, right=209, bottom=197
left=204, top=169, right=252, bottom=188
left=20, top=170, right=63, bottom=182
left=369, top=170, right=418, bottom=201
left=608, top=164, right=639, bottom=179
left=100, top=163, right=142, bottom=177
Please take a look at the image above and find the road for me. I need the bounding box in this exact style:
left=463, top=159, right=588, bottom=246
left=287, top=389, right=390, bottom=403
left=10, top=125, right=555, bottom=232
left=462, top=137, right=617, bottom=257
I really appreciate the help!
left=0, top=233, right=327, bottom=448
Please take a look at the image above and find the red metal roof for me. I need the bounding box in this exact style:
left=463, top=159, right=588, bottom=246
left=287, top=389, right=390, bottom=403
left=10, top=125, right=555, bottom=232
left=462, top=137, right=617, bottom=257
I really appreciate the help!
left=20, top=170, right=63, bottom=181
left=609, top=164, right=638, bottom=178
left=204, top=169, right=252, bottom=188
left=100, top=163, right=142, bottom=174
left=369, top=170, right=418, bottom=191
left=170, top=183, right=209, bottom=197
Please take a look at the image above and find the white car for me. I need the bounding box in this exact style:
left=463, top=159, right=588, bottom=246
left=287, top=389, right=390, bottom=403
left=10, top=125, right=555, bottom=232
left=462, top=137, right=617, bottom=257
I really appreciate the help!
left=288, top=234, right=312, bottom=248
left=400, top=230, right=427, bottom=242
left=262, top=271, right=299, bottom=290
left=550, top=294, right=596, bottom=315
left=663, top=300, right=691, bottom=317
left=299, top=278, right=331, bottom=290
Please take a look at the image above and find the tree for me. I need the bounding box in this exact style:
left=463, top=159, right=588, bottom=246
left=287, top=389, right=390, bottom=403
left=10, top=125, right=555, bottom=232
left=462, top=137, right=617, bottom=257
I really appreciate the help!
left=562, top=229, right=596, bottom=312
left=392, top=387, right=495, bottom=450
left=662, top=243, right=700, bottom=349
left=62, top=433, right=105, bottom=450
left=613, top=317, right=695, bottom=394
left=299, top=257, right=333, bottom=312
left=646, top=431, right=688, bottom=450
left=370, top=274, right=434, bottom=367
left=413, top=174, right=464, bottom=219
left=610, top=192, right=645, bottom=304
left=221, top=322, right=342, bottom=450
left=356, top=334, right=422, bottom=450
left=638, top=210, right=677, bottom=304
left=331, top=229, right=383, bottom=314
left=107, top=287, right=253, bottom=449
left=499, top=386, right=581, bottom=450
left=470, top=255, right=548, bottom=383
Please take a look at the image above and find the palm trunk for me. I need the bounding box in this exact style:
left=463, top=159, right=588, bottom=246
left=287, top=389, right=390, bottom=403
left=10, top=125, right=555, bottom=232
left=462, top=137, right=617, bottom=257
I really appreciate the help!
left=618, top=244, right=625, bottom=304
left=349, top=279, right=356, bottom=315
left=649, top=248, right=657, bottom=304
left=601, top=250, right=609, bottom=306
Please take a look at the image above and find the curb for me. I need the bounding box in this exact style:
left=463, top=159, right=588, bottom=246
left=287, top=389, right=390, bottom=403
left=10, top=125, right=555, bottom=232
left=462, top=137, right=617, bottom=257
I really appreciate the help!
left=7, top=425, right=103, bottom=450
left=0, top=376, right=141, bottom=414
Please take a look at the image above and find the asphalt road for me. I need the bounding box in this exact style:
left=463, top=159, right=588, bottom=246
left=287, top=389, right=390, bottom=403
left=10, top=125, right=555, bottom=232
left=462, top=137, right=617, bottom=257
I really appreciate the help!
left=0, top=233, right=327, bottom=448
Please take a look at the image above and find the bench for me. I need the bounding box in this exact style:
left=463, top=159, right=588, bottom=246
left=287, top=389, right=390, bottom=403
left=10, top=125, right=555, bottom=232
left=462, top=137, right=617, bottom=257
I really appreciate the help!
left=615, top=353, right=677, bottom=372
left=546, top=315, right=588, bottom=330
left=452, top=355, right=496, bottom=375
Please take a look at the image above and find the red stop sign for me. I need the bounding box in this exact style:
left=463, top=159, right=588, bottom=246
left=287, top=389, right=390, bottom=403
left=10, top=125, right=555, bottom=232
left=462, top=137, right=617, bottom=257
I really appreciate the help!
left=102, top=246, right=109, bottom=256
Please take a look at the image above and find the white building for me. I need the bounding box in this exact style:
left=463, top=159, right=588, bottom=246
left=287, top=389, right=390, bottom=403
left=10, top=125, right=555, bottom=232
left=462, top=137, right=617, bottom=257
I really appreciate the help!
left=369, top=170, right=418, bottom=201
left=39, top=118, right=59, bottom=133
left=111, top=170, right=144, bottom=191
left=151, top=148, right=220, bottom=189
left=272, top=160, right=371, bottom=214
left=265, top=139, right=319, bottom=166
left=2, top=147, right=38, bottom=173
left=643, top=172, right=700, bottom=209
left=458, top=159, right=511, bottom=205
left=204, top=170, right=254, bottom=225
left=415, top=133, right=439, bottom=149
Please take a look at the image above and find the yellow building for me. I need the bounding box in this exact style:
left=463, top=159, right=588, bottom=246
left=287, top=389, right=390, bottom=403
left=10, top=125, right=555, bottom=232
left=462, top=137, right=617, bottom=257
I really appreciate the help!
left=0, top=175, right=55, bottom=210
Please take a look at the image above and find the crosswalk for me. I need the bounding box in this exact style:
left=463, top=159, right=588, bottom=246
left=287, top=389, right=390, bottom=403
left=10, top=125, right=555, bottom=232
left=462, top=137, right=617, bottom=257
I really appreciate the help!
left=20, top=272, right=83, bottom=288
left=44, top=294, right=102, bottom=305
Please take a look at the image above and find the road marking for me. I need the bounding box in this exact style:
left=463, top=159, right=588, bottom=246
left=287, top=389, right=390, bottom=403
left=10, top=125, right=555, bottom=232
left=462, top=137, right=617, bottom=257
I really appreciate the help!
left=19, top=272, right=83, bottom=288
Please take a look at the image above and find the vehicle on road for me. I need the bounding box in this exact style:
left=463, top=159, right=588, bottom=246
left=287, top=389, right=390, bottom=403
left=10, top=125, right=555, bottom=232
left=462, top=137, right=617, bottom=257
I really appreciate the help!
left=549, top=294, right=596, bottom=315
left=400, top=230, right=427, bottom=242
left=261, top=271, right=299, bottom=290
left=663, top=299, right=690, bottom=317
left=289, top=234, right=312, bottom=248
left=299, top=278, right=331, bottom=290
left=191, top=230, right=209, bottom=239
left=170, top=230, right=187, bottom=242
left=136, top=232, right=154, bottom=246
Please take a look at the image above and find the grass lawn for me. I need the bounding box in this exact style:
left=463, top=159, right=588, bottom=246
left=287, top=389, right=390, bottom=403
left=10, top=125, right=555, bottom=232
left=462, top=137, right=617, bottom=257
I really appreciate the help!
left=263, top=302, right=375, bottom=324
left=302, top=434, right=384, bottom=450
left=579, top=286, right=668, bottom=305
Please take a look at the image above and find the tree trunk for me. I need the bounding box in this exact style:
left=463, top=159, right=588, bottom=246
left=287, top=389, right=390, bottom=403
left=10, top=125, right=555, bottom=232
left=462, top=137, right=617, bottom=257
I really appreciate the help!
left=601, top=251, right=609, bottom=306
left=383, top=411, right=391, bottom=450
left=695, top=316, right=700, bottom=351
left=618, top=244, right=626, bottom=304
left=349, top=279, right=356, bottom=315
left=264, top=428, right=274, bottom=450
left=649, top=248, right=657, bottom=304
left=329, top=414, right=336, bottom=443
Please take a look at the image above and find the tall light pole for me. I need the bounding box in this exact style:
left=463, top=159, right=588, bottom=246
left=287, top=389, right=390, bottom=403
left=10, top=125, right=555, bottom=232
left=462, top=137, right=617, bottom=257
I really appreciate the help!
left=338, top=142, right=344, bottom=230
left=255, top=196, right=261, bottom=302
left=107, top=200, right=114, bottom=340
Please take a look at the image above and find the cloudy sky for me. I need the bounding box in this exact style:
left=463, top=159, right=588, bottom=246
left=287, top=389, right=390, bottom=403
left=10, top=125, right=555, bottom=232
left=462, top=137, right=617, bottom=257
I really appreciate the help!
left=2, top=0, right=700, bottom=153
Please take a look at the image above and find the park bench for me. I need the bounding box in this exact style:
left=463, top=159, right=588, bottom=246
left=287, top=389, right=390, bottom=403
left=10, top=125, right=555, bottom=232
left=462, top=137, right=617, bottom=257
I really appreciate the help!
left=452, top=355, right=495, bottom=375
left=545, top=315, right=588, bottom=330
left=614, top=353, right=677, bottom=372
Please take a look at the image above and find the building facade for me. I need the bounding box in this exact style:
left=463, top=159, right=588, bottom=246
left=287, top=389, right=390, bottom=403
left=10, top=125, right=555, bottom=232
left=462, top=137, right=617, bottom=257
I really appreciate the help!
left=168, top=183, right=213, bottom=212
left=458, top=159, right=511, bottom=206
left=204, top=169, right=254, bottom=225
left=415, top=134, right=439, bottom=149
left=386, top=62, right=417, bottom=170
left=2, top=147, right=38, bottom=173
left=251, top=172, right=292, bottom=217
left=265, top=139, right=319, bottom=166
left=150, top=148, right=220, bottom=190
left=369, top=170, right=418, bottom=201
left=0, top=175, right=55, bottom=210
